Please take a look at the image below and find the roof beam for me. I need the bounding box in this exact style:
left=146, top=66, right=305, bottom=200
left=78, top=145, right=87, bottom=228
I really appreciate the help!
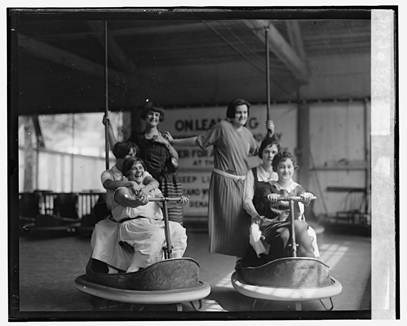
left=243, top=20, right=310, bottom=83
left=18, top=33, right=126, bottom=85
left=285, top=20, right=307, bottom=61
left=34, top=22, right=214, bottom=41
left=87, top=20, right=136, bottom=72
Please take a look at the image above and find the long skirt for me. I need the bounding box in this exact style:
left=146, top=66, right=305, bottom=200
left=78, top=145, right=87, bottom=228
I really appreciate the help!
left=90, top=218, right=133, bottom=272
left=159, top=173, right=183, bottom=224
left=208, top=172, right=250, bottom=257
left=119, top=217, right=187, bottom=272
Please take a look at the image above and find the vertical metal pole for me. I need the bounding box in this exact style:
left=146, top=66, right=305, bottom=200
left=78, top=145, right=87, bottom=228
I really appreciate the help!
left=104, top=20, right=110, bottom=170
left=71, top=114, right=75, bottom=192
left=265, top=27, right=271, bottom=136
left=290, top=200, right=297, bottom=257
left=162, top=199, right=172, bottom=259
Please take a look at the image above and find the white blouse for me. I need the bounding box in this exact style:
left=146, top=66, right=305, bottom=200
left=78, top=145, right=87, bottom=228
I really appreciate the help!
left=243, top=165, right=278, bottom=219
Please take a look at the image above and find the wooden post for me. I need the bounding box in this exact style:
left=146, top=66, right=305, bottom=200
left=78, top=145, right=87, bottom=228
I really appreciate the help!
left=363, top=98, right=371, bottom=216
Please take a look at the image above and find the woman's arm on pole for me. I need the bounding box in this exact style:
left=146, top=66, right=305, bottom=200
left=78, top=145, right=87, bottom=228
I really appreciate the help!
left=103, top=113, right=118, bottom=148
left=114, top=187, right=148, bottom=208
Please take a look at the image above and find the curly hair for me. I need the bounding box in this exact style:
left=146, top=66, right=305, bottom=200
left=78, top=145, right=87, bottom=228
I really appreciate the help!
left=272, top=151, right=298, bottom=172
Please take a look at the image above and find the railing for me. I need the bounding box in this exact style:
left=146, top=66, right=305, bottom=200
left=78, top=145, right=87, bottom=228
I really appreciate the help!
left=19, top=191, right=106, bottom=220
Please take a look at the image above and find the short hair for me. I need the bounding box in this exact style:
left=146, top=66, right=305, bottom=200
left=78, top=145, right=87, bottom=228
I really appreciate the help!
left=226, top=98, right=250, bottom=119
left=121, top=157, right=146, bottom=177
left=258, top=135, right=281, bottom=158
left=112, top=141, right=138, bottom=159
left=272, top=151, right=298, bottom=172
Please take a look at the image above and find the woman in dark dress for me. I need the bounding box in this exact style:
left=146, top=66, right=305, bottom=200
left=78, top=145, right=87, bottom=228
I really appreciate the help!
left=241, top=142, right=319, bottom=267
left=104, top=100, right=183, bottom=224
left=132, top=101, right=183, bottom=224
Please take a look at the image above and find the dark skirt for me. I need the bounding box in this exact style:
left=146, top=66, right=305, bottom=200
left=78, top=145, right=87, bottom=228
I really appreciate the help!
left=158, top=174, right=183, bottom=225
left=239, top=219, right=314, bottom=268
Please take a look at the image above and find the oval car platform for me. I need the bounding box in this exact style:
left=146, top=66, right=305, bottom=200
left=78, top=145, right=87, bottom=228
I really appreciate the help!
left=75, top=275, right=211, bottom=305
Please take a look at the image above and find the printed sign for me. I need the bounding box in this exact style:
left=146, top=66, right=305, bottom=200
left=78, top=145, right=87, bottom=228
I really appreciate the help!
left=159, top=104, right=297, bottom=216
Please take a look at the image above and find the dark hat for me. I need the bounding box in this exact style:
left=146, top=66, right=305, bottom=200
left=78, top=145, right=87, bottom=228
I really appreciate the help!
left=140, top=99, right=165, bottom=119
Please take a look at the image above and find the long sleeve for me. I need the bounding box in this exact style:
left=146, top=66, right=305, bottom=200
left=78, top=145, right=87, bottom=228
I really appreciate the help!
left=243, top=169, right=260, bottom=219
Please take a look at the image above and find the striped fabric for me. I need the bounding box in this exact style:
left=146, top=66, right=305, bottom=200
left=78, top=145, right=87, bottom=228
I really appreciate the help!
left=158, top=174, right=184, bottom=225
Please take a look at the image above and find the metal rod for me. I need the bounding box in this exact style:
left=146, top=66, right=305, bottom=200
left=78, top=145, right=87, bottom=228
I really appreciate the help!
left=149, top=197, right=183, bottom=202
left=104, top=20, right=110, bottom=170
left=162, top=199, right=172, bottom=259
left=290, top=199, right=297, bottom=257
left=71, top=114, right=75, bottom=192
left=265, top=26, right=271, bottom=135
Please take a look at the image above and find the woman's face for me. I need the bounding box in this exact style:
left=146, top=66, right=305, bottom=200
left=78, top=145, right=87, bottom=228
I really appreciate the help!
left=262, top=144, right=279, bottom=164
left=145, top=110, right=161, bottom=127
left=232, top=104, right=248, bottom=127
left=125, top=146, right=138, bottom=159
left=276, top=158, right=295, bottom=183
left=128, top=161, right=145, bottom=182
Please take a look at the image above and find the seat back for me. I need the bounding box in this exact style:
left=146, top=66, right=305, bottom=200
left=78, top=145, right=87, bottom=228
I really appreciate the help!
left=19, top=192, right=40, bottom=218
left=53, top=193, right=79, bottom=219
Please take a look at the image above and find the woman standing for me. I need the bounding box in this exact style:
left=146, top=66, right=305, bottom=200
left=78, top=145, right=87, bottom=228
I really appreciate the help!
left=104, top=100, right=183, bottom=224
left=167, top=98, right=275, bottom=257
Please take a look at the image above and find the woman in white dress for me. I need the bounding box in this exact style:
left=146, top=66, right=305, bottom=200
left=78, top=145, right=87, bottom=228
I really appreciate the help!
left=112, top=157, right=188, bottom=273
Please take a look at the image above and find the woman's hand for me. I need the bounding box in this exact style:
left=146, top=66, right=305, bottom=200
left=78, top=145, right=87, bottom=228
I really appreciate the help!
left=300, top=192, right=316, bottom=205
left=162, top=131, right=174, bottom=144
left=129, top=181, right=142, bottom=194
left=267, top=193, right=280, bottom=203
left=177, top=195, right=190, bottom=206
left=154, top=133, right=170, bottom=146
left=251, top=215, right=264, bottom=225
left=266, top=120, right=275, bottom=135
left=135, top=191, right=149, bottom=206
left=102, top=112, right=110, bottom=126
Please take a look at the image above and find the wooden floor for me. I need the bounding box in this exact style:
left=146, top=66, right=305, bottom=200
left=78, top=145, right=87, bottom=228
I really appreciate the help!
left=15, top=227, right=371, bottom=319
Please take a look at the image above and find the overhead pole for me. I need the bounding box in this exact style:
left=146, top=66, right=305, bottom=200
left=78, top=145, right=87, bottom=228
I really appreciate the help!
left=104, top=20, right=110, bottom=170
left=265, top=26, right=272, bottom=137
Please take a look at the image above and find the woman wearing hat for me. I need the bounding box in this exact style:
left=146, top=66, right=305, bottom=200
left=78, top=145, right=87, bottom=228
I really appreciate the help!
left=104, top=100, right=183, bottom=224
left=165, top=98, right=275, bottom=258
